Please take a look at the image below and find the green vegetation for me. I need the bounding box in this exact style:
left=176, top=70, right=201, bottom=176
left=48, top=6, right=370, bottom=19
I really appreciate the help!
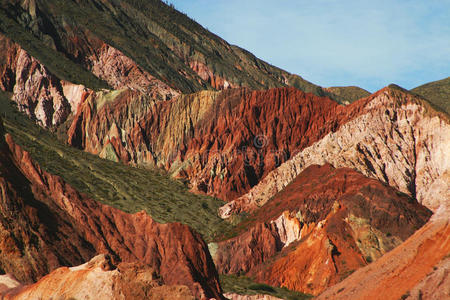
left=0, top=91, right=231, bottom=242
left=220, top=274, right=312, bottom=300
left=0, top=0, right=336, bottom=99
left=0, top=9, right=109, bottom=91
left=411, top=77, right=450, bottom=115
left=324, top=86, right=371, bottom=104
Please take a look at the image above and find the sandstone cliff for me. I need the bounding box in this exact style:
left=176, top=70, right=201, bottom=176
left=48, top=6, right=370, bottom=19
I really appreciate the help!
left=317, top=205, right=450, bottom=300
left=0, top=126, right=223, bottom=299
left=212, top=164, right=431, bottom=295
left=67, top=87, right=353, bottom=200
left=223, top=86, right=450, bottom=215
left=0, top=254, right=196, bottom=300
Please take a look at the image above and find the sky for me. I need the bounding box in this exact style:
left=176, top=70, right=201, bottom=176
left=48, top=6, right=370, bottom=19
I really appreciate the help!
left=169, top=0, right=450, bottom=92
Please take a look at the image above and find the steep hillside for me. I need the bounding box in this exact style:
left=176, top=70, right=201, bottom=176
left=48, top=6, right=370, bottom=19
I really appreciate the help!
left=66, top=86, right=356, bottom=201
left=0, top=1, right=448, bottom=299
left=0, top=0, right=329, bottom=98
left=223, top=86, right=450, bottom=216
left=0, top=119, right=223, bottom=299
left=323, top=86, right=370, bottom=104
left=211, top=164, right=431, bottom=295
left=411, top=76, right=450, bottom=115
left=0, top=254, right=197, bottom=300
left=0, top=91, right=230, bottom=242
left=317, top=206, right=450, bottom=300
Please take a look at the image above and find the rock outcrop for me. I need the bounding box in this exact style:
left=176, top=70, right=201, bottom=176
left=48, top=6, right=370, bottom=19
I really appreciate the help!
left=0, top=29, right=178, bottom=130
left=66, top=85, right=449, bottom=208
left=1, top=254, right=196, bottom=300
left=67, top=87, right=357, bottom=200
left=223, top=86, right=450, bottom=215
left=0, top=128, right=223, bottom=299
left=213, top=164, right=431, bottom=295
left=0, top=34, right=73, bottom=127
left=405, top=256, right=450, bottom=300
left=317, top=206, right=450, bottom=300
left=1, top=0, right=332, bottom=96
left=60, top=25, right=179, bottom=100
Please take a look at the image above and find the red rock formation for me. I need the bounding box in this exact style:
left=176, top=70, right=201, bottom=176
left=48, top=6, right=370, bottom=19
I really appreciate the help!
left=189, top=60, right=236, bottom=90
left=67, top=87, right=361, bottom=201
left=317, top=206, right=450, bottom=300
left=62, top=26, right=179, bottom=100
left=66, top=85, right=449, bottom=210
left=212, top=164, right=431, bottom=295
left=1, top=254, right=196, bottom=300
left=0, top=126, right=223, bottom=299
left=224, top=86, right=450, bottom=215
left=0, top=34, right=72, bottom=127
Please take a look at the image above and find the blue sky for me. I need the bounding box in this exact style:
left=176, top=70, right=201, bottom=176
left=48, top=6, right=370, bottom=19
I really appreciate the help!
left=169, top=0, right=450, bottom=92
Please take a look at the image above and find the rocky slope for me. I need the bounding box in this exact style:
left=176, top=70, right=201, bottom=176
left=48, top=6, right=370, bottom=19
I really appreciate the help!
left=211, top=164, right=431, bottom=295
left=0, top=0, right=334, bottom=98
left=323, top=86, right=370, bottom=104
left=222, top=86, right=450, bottom=216
left=317, top=205, right=450, bottom=300
left=412, top=76, right=450, bottom=115
left=0, top=34, right=80, bottom=127
left=66, top=87, right=354, bottom=200
left=0, top=254, right=196, bottom=300
left=0, top=122, right=223, bottom=299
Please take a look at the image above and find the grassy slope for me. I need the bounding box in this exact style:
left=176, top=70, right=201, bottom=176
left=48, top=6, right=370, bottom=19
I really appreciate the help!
left=0, top=91, right=230, bottom=242
left=325, top=86, right=371, bottom=104
left=220, top=274, right=312, bottom=300
left=0, top=0, right=338, bottom=99
left=0, top=9, right=109, bottom=91
left=411, top=77, right=450, bottom=115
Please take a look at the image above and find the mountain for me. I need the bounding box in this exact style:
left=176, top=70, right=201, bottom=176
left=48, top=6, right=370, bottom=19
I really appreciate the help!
left=65, top=87, right=346, bottom=201
left=0, top=0, right=449, bottom=299
left=0, top=0, right=331, bottom=100
left=411, top=76, right=450, bottom=115
left=0, top=91, right=230, bottom=242
left=222, top=86, right=450, bottom=216
left=0, top=254, right=197, bottom=299
left=317, top=206, right=450, bottom=300
left=0, top=0, right=366, bottom=130
left=0, top=121, right=223, bottom=299
left=211, top=164, right=431, bottom=295
left=323, top=86, right=371, bottom=104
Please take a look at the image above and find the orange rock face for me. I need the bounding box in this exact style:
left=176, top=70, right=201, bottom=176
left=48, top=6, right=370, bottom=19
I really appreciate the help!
left=213, top=164, right=431, bottom=295
left=0, top=127, right=222, bottom=299
left=317, top=207, right=450, bottom=300
left=225, top=87, right=450, bottom=215
left=65, top=84, right=450, bottom=214
left=67, top=87, right=361, bottom=201
left=1, top=254, right=196, bottom=300
left=62, top=26, right=179, bottom=100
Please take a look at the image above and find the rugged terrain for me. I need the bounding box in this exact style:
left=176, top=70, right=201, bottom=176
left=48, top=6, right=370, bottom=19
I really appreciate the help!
left=0, top=121, right=222, bottom=299
left=0, top=0, right=448, bottom=299
left=0, top=254, right=197, bottom=300
left=211, top=164, right=431, bottom=295
left=223, top=86, right=450, bottom=217
left=66, top=87, right=350, bottom=200
left=317, top=206, right=450, bottom=300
